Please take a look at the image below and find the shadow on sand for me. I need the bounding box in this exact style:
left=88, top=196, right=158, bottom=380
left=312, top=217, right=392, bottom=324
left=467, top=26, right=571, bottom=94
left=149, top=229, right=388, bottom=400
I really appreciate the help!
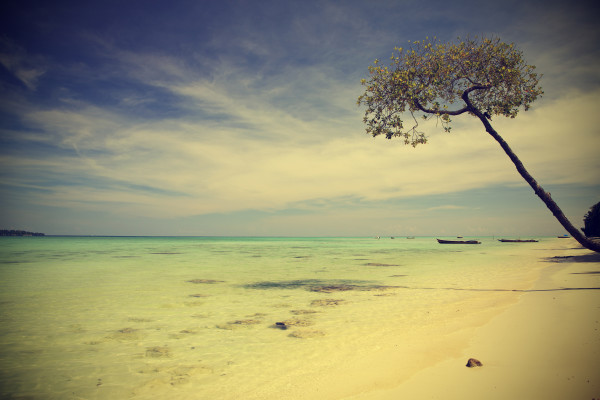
left=409, top=252, right=600, bottom=293
left=546, top=252, right=600, bottom=264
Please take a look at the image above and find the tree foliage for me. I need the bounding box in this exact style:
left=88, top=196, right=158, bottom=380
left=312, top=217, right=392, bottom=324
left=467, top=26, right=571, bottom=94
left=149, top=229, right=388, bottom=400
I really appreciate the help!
left=582, top=202, right=600, bottom=238
left=358, top=37, right=543, bottom=145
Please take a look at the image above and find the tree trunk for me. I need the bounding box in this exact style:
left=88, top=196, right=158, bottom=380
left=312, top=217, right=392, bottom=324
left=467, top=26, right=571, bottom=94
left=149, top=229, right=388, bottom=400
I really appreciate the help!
left=472, top=112, right=600, bottom=252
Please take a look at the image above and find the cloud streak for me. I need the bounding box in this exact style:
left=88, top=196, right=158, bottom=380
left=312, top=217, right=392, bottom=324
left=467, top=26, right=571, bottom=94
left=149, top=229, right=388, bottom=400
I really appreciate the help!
left=5, top=83, right=598, bottom=221
left=0, top=38, right=46, bottom=90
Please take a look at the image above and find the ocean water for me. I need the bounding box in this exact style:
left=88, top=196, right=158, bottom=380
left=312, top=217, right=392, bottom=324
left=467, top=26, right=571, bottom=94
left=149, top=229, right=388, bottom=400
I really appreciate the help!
left=0, top=236, right=559, bottom=399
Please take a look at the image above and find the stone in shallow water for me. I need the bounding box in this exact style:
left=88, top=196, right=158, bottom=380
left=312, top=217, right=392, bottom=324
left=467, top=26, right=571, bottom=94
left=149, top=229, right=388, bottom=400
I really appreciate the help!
left=272, top=318, right=314, bottom=330
left=466, top=358, right=483, bottom=367
left=272, top=322, right=288, bottom=330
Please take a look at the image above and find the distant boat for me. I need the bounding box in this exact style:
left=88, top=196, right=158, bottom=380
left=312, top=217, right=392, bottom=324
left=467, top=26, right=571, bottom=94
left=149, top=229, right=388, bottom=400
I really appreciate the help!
left=498, top=239, right=539, bottom=243
left=437, top=238, right=481, bottom=244
left=557, top=234, right=570, bottom=238
left=406, top=236, right=415, bottom=239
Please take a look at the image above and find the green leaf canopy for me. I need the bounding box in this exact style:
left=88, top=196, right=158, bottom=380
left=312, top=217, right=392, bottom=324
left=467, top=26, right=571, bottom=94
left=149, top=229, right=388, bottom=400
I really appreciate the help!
left=358, top=37, right=543, bottom=145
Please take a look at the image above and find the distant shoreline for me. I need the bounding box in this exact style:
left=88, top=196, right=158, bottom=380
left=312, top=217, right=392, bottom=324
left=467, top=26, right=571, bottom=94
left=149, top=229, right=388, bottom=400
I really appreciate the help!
left=0, top=229, right=45, bottom=237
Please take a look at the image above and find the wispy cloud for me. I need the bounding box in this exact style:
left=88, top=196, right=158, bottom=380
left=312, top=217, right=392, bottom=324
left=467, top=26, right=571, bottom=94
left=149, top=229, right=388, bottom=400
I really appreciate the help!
left=5, top=81, right=598, bottom=223
left=0, top=38, right=46, bottom=90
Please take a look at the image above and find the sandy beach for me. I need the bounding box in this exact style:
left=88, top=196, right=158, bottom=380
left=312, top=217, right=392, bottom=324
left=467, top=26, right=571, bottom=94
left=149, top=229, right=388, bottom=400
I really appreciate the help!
left=254, top=240, right=600, bottom=400
left=343, top=241, right=600, bottom=400
left=1, top=237, right=597, bottom=399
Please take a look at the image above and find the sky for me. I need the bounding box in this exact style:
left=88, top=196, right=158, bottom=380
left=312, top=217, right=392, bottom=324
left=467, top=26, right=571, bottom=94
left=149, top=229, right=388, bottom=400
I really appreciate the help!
left=0, top=0, right=599, bottom=237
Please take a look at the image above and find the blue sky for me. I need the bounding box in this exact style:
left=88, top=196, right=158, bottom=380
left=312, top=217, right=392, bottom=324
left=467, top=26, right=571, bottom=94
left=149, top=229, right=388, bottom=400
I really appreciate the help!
left=1, top=0, right=599, bottom=236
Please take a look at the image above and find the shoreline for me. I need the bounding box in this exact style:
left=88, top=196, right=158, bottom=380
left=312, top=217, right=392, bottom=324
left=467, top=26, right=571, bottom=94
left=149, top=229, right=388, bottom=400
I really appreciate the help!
left=242, top=240, right=566, bottom=400
left=344, top=242, right=600, bottom=399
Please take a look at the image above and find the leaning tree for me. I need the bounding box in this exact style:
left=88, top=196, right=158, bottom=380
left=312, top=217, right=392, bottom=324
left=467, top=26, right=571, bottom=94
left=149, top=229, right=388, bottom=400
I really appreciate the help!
left=358, top=36, right=600, bottom=252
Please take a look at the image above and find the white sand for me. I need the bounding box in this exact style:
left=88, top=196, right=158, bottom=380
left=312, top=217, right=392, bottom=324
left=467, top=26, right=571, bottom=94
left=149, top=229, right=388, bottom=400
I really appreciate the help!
left=343, top=244, right=600, bottom=400
left=263, top=241, right=600, bottom=400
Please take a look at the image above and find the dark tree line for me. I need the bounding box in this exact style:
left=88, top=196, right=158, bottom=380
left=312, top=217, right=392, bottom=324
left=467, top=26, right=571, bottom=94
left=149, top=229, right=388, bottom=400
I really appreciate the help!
left=582, top=202, right=600, bottom=238
left=0, top=230, right=45, bottom=236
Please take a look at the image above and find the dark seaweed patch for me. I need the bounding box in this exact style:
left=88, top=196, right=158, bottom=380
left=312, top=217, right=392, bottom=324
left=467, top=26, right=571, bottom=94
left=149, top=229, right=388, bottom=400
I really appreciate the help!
left=187, top=279, right=225, bottom=284
left=145, top=346, right=171, bottom=358
left=310, top=299, right=345, bottom=306
left=244, top=279, right=365, bottom=290
left=290, top=309, right=320, bottom=315
left=364, top=262, right=402, bottom=267
left=309, top=284, right=400, bottom=293
left=216, top=319, right=263, bottom=330
left=243, top=279, right=400, bottom=292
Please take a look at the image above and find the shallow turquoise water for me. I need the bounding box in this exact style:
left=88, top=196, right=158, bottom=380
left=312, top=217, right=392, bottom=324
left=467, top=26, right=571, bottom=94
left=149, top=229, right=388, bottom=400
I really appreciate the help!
left=0, top=236, right=554, bottom=399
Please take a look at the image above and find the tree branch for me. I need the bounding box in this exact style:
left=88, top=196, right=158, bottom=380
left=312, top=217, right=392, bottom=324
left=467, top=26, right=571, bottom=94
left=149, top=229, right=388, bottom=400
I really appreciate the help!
left=413, top=99, right=469, bottom=116
left=461, top=84, right=492, bottom=102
